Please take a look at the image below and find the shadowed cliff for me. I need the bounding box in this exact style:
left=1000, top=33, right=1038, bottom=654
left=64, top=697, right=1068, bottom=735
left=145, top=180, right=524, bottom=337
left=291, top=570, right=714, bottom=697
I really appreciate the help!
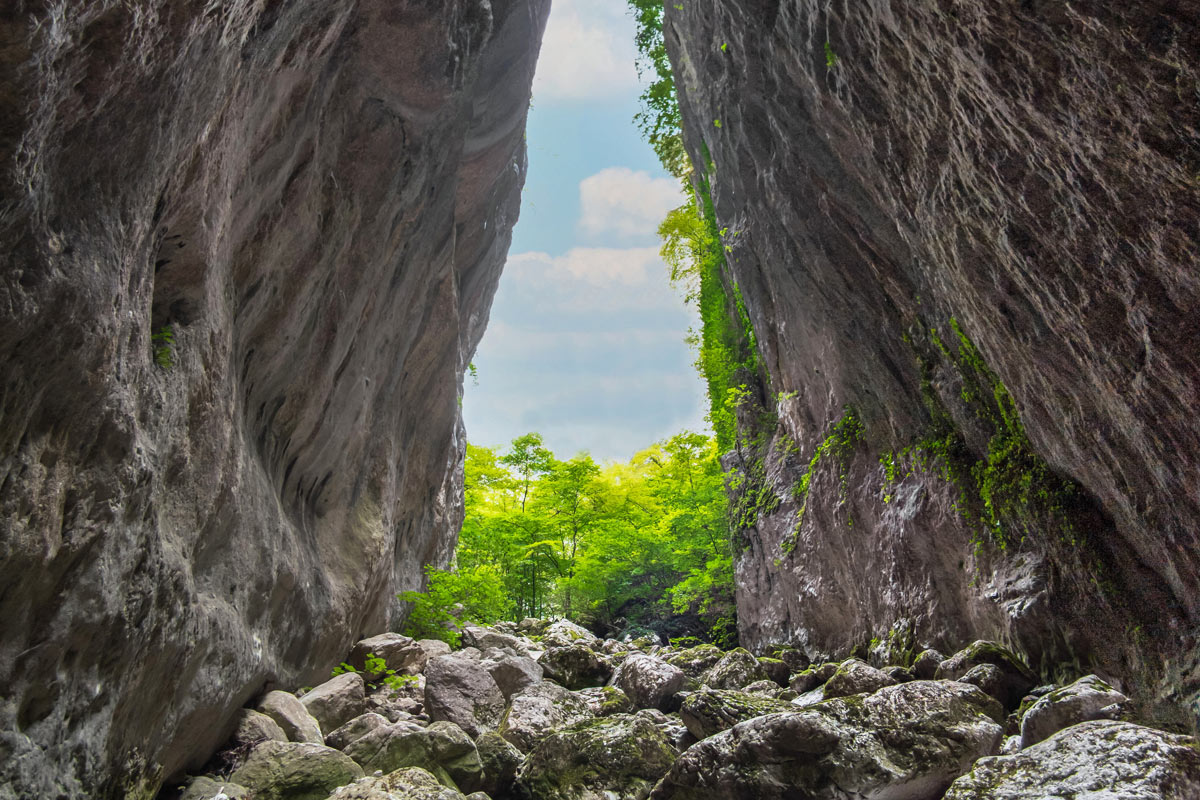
left=0, top=0, right=549, bottom=796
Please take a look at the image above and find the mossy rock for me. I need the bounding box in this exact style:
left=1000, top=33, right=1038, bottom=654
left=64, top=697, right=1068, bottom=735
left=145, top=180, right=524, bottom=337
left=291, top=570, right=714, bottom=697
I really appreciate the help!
left=679, top=689, right=794, bottom=739
left=514, top=714, right=677, bottom=800
left=228, top=741, right=363, bottom=800
left=664, top=644, right=725, bottom=679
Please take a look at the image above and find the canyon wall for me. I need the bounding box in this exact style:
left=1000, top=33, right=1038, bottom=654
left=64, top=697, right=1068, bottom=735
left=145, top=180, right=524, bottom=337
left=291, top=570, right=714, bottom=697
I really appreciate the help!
left=0, top=0, right=548, bottom=796
left=666, top=0, right=1200, bottom=725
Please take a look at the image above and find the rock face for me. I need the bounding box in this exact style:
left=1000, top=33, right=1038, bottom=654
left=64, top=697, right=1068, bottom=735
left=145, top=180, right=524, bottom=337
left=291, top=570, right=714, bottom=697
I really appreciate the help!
left=0, top=1, right=549, bottom=797
left=664, top=0, right=1200, bottom=721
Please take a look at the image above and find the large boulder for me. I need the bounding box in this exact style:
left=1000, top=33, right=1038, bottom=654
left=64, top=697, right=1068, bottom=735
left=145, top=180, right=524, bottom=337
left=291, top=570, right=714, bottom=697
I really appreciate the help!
left=539, top=620, right=600, bottom=650
left=756, top=657, right=790, bottom=688
left=301, top=672, right=366, bottom=734
left=327, top=767, right=466, bottom=800
left=911, top=649, right=946, bottom=680
left=651, top=681, right=1003, bottom=799
left=481, top=651, right=543, bottom=700
left=342, top=720, right=481, bottom=791
left=678, top=689, right=794, bottom=740
left=230, top=709, right=288, bottom=747
left=349, top=634, right=429, bottom=677
left=474, top=732, right=524, bottom=798
left=514, top=715, right=678, bottom=800
left=821, top=658, right=897, bottom=699
left=256, top=691, right=324, bottom=744
left=664, top=644, right=725, bottom=679
left=228, top=740, right=363, bottom=800
left=539, top=644, right=613, bottom=690
left=500, top=681, right=593, bottom=753
left=613, top=654, right=686, bottom=711
left=178, top=777, right=250, bottom=800
left=789, top=662, right=839, bottom=694
left=325, top=713, right=391, bottom=751
left=1019, top=674, right=1128, bottom=748
left=575, top=686, right=635, bottom=717
left=935, top=641, right=1037, bottom=709
left=462, top=625, right=528, bottom=654
left=424, top=654, right=506, bottom=737
left=700, top=648, right=768, bottom=690
left=945, top=720, right=1200, bottom=799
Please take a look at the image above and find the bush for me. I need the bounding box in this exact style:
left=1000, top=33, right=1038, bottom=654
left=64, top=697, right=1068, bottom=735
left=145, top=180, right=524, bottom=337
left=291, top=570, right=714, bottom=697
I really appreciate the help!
left=399, top=564, right=507, bottom=646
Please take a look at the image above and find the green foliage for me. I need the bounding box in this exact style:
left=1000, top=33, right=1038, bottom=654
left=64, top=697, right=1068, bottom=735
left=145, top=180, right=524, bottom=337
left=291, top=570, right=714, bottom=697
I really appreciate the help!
left=824, top=41, right=838, bottom=69
left=399, top=564, right=507, bottom=647
left=886, top=319, right=1083, bottom=555
left=627, top=0, right=688, bottom=177
left=781, top=407, right=864, bottom=553
left=331, top=662, right=357, bottom=676
left=151, top=325, right=174, bottom=369
left=455, top=432, right=735, bottom=644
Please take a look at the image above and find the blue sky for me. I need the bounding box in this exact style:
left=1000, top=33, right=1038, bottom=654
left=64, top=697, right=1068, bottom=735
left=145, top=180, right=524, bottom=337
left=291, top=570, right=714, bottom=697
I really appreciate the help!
left=462, top=0, right=708, bottom=461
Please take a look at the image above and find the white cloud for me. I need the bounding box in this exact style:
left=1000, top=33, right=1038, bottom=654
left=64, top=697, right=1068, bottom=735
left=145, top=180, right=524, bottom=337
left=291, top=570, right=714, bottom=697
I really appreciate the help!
left=506, top=247, right=670, bottom=297
left=463, top=244, right=709, bottom=460
left=532, top=0, right=639, bottom=101
left=579, top=167, right=685, bottom=238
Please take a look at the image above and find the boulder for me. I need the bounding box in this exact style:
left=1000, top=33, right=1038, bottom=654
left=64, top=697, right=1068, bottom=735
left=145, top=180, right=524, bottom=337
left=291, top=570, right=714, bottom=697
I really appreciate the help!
left=701, top=648, right=768, bottom=690
left=256, top=691, right=324, bottom=744
left=418, top=639, right=454, bottom=660
left=935, top=641, right=1036, bottom=708
left=945, top=720, right=1200, bottom=799
left=177, top=776, right=250, bottom=800
left=229, top=740, right=363, bottom=800
left=821, top=658, right=897, bottom=699
left=912, top=649, right=946, bottom=680
left=231, top=709, right=288, bottom=747
left=300, top=672, right=366, bottom=734
left=664, top=644, right=725, bottom=679
left=763, top=645, right=810, bottom=672
left=326, top=767, right=465, bottom=800
left=342, top=720, right=481, bottom=791
left=1019, top=674, right=1128, bottom=748
left=349, top=633, right=429, bottom=677
left=539, top=619, right=600, bottom=650
left=474, top=732, right=524, bottom=798
left=651, top=681, right=1004, bottom=799
left=500, top=681, right=593, bottom=753
left=884, top=666, right=916, bottom=683
left=636, top=708, right=695, bottom=753
left=481, top=651, right=543, bottom=700
left=575, top=685, right=635, bottom=717
left=679, top=689, right=794, bottom=740
left=424, top=654, right=506, bottom=737
left=789, top=662, right=839, bottom=693
left=325, top=713, right=391, bottom=751
left=957, top=663, right=1009, bottom=706
left=519, top=618, right=551, bottom=636
left=539, top=644, right=613, bottom=690
left=613, top=654, right=686, bottom=711
left=514, top=714, right=678, bottom=800
left=462, top=625, right=526, bottom=654
left=756, top=657, right=790, bottom=687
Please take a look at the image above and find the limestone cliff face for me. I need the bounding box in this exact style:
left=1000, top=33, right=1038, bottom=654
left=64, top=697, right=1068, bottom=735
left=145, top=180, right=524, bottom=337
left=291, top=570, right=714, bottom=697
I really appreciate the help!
left=666, top=1, right=1200, bottom=723
left=0, top=1, right=548, bottom=796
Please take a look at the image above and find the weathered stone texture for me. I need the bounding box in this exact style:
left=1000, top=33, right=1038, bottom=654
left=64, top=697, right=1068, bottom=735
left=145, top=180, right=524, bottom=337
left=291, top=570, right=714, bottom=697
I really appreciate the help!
left=0, top=1, right=548, bottom=797
left=666, top=0, right=1200, bottom=721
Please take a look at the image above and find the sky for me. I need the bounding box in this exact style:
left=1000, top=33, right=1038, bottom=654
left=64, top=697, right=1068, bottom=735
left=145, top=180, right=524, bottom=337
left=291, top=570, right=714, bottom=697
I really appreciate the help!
left=461, top=0, right=709, bottom=462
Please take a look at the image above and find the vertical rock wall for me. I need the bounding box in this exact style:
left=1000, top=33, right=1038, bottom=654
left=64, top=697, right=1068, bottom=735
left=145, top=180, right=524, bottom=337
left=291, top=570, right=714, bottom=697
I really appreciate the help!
left=0, top=0, right=549, bottom=796
left=666, top=0, right=1199, bottom=725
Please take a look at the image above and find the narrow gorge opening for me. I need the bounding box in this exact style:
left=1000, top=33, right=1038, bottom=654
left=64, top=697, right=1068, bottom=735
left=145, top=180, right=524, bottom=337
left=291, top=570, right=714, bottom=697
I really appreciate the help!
left=1, top=1, right=1198, bottom=798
